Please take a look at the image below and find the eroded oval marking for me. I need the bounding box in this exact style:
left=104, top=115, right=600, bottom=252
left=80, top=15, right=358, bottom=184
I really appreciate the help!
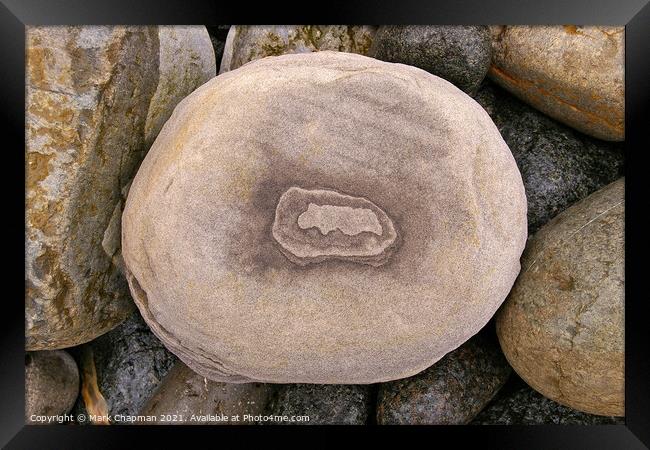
left=297, top=203, right=383, bottom=236
left=271, top=186, right=398, bottom=266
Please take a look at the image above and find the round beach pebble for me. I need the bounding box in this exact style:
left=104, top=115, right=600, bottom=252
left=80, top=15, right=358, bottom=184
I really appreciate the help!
left=489, top=25, right=624, bottom=141
left=26, top=350, right=79, bottom=422
left=265, top=384, right=372, bottom=425
left=369, top=25, right=492, bottom=95
left=376, top=332, right=511, bottom=424
left=497, top=178, right=624, bottom=416
left=122, top=51, right=527, bottom=384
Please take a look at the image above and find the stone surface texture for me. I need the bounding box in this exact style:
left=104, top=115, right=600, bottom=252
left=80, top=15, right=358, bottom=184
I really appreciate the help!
left=26, top=26, right=216, bottom=350
left=376, top=332, right=511, bottom=424
left=144, top=26, right=215, bottom=147
left=489, top=25, right=624, bottom=141
left=26, top=350, right=79, bottom=421
left=369, top=25, right=492, bottom=95
left=139, top=362, right=273, bottom=424
left=265, top=384, right=372, bottom=425
left=475, top=81, right=624, bottom=234
left=471, top=376, right=624, bottom=424
left=73, top=311, right=177, bottom=418
left=497, top=178, right=624, bottom=417
left=122, top=51, right=527, bottom=384
left=219, top=25, right=376, bottom=73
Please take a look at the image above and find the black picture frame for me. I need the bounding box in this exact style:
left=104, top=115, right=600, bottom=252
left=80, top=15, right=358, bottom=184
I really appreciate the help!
left=3, top=0, right=649, bottom=447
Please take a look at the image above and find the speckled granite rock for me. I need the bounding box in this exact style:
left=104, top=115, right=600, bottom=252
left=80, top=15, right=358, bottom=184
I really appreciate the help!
left=376, top=332, right=511, bottom=424
left=26, top=351, right=79, bottom=422
left=139, top=362, right=273, bottom=424
left=489, top=25, right=624, bottom=141
left=369, top=25, right=491, bottom=95
left=475, top=81, right=624, bottom=234
left=497, top=179, right=624, bottom=417
left=219, top=25, right=376, bottom=73
left=265, top=384, right=372, bottom=425
left=73, top=311, right=177, bottom=419
left=472, top=376, right=624, bottom=424
left=26, top=25, right=216, bottom=350
left=122, top=51, right=527, bottom=384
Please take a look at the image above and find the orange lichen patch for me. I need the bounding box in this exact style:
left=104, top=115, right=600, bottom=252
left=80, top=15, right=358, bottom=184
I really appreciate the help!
left=26, top=152, right=54, bottom=189
left=489, top=65, right=623, bottom=134
left=563, top=25, right=584, bottom=35
left=27, top=93, right=75, bottom=124
left=26, top=47, right=52, bottom=87
left=80, top=346, right=110, bottom=425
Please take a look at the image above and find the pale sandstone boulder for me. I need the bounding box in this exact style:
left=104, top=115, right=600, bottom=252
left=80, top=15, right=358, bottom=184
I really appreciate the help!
left=122, top=51, right=527, bottom=384
left=219, top=25, right=376, bottom=73
left=26, top=26, right=216, bottom=350
left=497, top=178, right=624, bottom=416
left=489, top=25, right=624, bottom=141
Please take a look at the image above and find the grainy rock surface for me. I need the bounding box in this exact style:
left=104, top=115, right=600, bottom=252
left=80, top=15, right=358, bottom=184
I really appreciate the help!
left=26, top=26, right=158, bottom=350
left=73, top=311, right=177, bottom=419
left=497, top=179, right=624, bottom=417
left=471, top=375, right=624, bottom=424
left=376, top=332, right=511, bottom=424
left=139, top=362, right=273, bottom=424
left=489, top=25, right=624, bottom=141
left=369, top=25, right=491, bottom=95
left=122, top=51, right=527, bottom=384
left=219, top=25, right=376, bottom=73
left=26, top=26, right=216, bottom=350
left=475, top=81, right=624, bottom=234
left=26, top=350, right=79, bottom=422
left=265, top=384, right=372, bottom=425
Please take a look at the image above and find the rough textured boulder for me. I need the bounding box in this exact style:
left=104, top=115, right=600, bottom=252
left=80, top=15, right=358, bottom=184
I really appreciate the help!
left=26, top=26, right=216, bottom=350
left=497, top=179, right=624, bottom=417
left=265, top=384, right=372, bottom=425
left=72, top=311, right=177, bottom=420
left=475, top=81, right=624, bottom=234
left=26, top=350, right=79, bottom=422
left=472, top=376, right=624, bottom=424
left=139, top=362, right=273, bottom=424
left=376, top=332, right=511, bottom=424
left=219, top=25, right=376, bottom=73
left=122, top=51, right=527, bottom=384
left=489, top=25, right=624, bottom=141
left=369, top=25, right=491, bottom=95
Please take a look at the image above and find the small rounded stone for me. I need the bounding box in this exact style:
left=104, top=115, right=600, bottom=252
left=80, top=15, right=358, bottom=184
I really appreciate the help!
left=497, top=178, right=624, bottom=416
left=26, top=350, right=79, bottom=422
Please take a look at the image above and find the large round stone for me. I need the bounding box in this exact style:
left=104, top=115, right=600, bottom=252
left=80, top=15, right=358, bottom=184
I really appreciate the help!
left=122, top=51, right=527, bottom=384
left=26, top=26, right=216, bottom=350
left=497, top=178, right=624, bottom=416
left=489, top=26, right=624, bottom=141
